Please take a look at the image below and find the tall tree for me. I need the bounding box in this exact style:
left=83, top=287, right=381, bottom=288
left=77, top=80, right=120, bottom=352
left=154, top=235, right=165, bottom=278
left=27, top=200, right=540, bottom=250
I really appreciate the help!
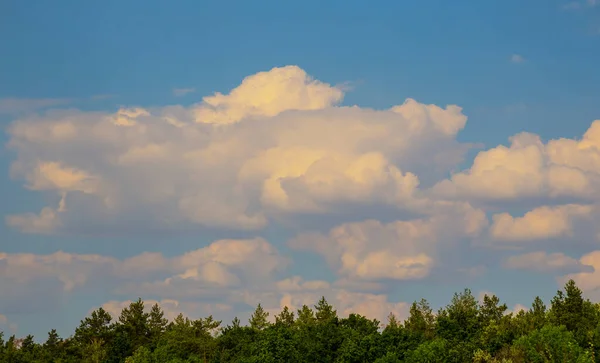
left=249, top=303, right=270, bottom=331
left=404, top=299, right=436, bottom=340
left=315, top=297, right=337, bottom=323
left=118, top=298, right=150, bottom=351
left=275, top=306, right=295, bottom=327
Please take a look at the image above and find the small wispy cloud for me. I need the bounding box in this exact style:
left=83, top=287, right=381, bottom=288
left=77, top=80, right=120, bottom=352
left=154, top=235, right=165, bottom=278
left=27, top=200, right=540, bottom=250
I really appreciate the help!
left=173, top=88, right=196, bottom=97
left=0, top=98, right=73, bottom=115
left=510, top=54, right=525, bottom=64
left=563, top=0, right=598, bottom=10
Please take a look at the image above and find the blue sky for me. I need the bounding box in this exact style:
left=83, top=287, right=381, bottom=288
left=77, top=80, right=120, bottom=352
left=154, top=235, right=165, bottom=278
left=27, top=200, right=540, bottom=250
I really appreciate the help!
left=1, top=0, right=600, bottom=339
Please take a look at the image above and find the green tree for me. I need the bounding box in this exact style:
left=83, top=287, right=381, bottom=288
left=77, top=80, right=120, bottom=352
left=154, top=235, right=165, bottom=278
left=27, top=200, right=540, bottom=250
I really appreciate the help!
left=74, top=307, right=113, bottom=347
left=296, top=305, right=316, bottom=326
left=118, top=298, right=151, bottom=352
left=249, top=303, right=270, bottom=331
left=404, top=298, right=436, bottom=340
left=512, top=324, right=592, bottom=362
left=315, top=297, right=337, bottom=323
left=275, top=306, right=295, bottom=328
left=148, top=303, right=168, bottom=347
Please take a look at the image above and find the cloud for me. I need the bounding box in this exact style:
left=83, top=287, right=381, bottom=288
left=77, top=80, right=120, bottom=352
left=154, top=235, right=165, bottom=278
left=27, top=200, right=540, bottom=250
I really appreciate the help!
left=6, top=65, right=470, bottom=234
left=563, top=0, right=598, bottom=9
left=490, top=204, right=593, bottom=242
left=0, top=240, right=408, bottom=327
left=510, top=54, right=525, bottom=63
left=6, top=64, right=600, bottom=331
left=173, top=88, right=196, bottom=97
left=0, top=98, right=73, bottom=115
left=433, top=121, right=600, bottom=202
left=289, top=202, right=487, bottom=282
left=193, top=65, right=344, bottom=124
left=504, top=251, right=591, bottom=273
left=0, top=237, right=288, bottom=301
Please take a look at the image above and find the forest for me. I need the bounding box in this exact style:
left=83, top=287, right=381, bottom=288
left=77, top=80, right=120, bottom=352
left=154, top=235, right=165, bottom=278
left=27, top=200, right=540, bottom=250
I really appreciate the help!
left=1, top=279, right=599, bottom=362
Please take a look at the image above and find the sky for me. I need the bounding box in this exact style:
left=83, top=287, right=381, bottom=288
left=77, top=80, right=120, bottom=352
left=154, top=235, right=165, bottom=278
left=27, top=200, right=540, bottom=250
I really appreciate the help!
left=1, top=0, right=600, bottom=339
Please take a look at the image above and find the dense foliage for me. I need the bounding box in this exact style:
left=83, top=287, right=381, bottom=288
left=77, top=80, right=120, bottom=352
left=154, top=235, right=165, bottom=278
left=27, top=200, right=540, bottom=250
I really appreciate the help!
left=2, top=280, right=600, bottom=362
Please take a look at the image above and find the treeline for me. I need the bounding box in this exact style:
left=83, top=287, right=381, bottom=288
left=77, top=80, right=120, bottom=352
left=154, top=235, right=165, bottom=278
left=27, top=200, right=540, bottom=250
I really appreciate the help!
left=1, top=280, right=600, bottom=362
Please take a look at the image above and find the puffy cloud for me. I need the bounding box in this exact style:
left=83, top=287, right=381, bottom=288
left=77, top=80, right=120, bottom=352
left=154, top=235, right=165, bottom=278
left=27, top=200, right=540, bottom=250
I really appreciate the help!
left=7, top=65, right=600, bottom=334
left=504, top=251, right=590, bottom=273
left=6, top=66, right=470, bottom=234
left=490, top=204, right=593, bottom=242
left=193, top=65, right=344, bottom=124
left=433, top=122, right=600, bottom=201
left=289, top=202, right=487, bottom=282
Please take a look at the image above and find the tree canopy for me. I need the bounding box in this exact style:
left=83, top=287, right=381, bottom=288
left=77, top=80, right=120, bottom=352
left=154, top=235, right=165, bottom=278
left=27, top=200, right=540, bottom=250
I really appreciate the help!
left=2, top=279, right=600, bottom=362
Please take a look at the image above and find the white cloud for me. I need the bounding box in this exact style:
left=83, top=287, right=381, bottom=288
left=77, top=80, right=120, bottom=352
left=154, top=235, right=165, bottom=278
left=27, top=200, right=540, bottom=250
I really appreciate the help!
left=193, top=65, right=344, bottom=124
left=433, top=121, right=600, bottom=202
left=490, top=204, right=593, bottom=242
left=0, top=238, right=288, bottom=297
left=6, top=65, right=600, bottom=330
left=289, top=202, right=487, bottom=282
left=6, top=65, right=470, bottom=234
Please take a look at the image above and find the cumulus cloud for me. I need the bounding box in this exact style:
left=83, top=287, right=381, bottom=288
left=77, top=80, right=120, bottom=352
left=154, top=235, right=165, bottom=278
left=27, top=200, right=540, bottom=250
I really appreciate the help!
left=289, top=202, right=487, bottom=282
left=6, top=65, right=470, bottom=234
left=490, top=204, right=593, bottom=242
left=6, top=64, right=600, bottom=332
left=193, top=66, right=344, bottom=124
left=433, top=121, right=600, bottom=202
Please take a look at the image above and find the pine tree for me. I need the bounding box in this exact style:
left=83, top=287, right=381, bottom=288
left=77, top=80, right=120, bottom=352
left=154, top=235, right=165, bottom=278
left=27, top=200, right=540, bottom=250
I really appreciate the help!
left=296, top=305, right=316, bottom=326
left=148, top=303, right=168, bottom=344
left=275, top=306, right=295, bottom=327
left=314, top=296, right=337, bottom=323
left=249, top=303, right=270, bottom=330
